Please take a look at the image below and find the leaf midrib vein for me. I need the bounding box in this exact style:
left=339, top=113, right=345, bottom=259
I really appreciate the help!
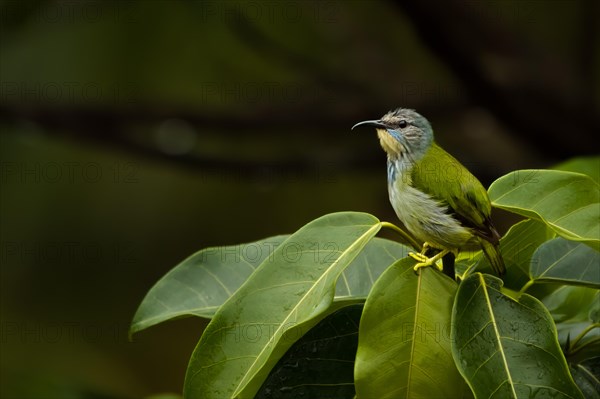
left=406, top=269, right=422, bottom=398
left=231, top=224, right=380, bottom=397
left=480, top=274, right=518, bottom=399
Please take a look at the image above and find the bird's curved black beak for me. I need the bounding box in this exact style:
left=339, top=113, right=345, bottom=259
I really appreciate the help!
left=351, top=120, right=387, bottom=130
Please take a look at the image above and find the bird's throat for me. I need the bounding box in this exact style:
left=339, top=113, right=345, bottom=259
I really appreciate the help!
left=377, top=129, right=404, bottom=158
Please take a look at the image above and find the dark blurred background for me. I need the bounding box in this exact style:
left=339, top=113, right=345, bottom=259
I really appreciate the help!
left=1, top=0, right=598, bottom=397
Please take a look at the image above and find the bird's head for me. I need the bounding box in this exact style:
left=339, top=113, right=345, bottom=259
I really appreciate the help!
left=352, top=108, right=433, bottom=160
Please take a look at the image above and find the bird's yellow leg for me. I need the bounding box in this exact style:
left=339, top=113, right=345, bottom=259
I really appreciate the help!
left=409, top=242, right=448, bottom=272
left=408, top=242, right=431, bottom=263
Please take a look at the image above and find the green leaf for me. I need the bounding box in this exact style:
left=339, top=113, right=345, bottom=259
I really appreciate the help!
left=476, top=219, right=553, bottom=290
left=531, top=238, right=600, bottom=288
left=590, top=291, right=600, bottom=323
left=570, top=361, right=600, bottom=399
left=334, top=238, right=411, bottom=299
left=489, top=170, right=600, bottom=251
left=183, top=212, right=381, bottom=399
left=130, top=235, right=289, bottom=334
left=455, top=250, right=483, bottom=277
left=255, top=304, right=363, bottom=399
left=542, top=286, right=599, bottom=324
left=131, top=236, right=408, bottom=335
left=355, top=258, right=472, bottom=399
left=553, top=156, right=600, bottom=184
left=452, top=273, right=584, bottom=399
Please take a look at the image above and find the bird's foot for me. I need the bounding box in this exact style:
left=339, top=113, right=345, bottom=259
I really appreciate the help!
left=408, top=251, right=428, bottom=263
left=409, top=254, right=444, bottom=272
left=409, top=245, right=447, bottom=273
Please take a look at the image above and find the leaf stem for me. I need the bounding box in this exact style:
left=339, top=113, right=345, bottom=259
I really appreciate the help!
left=569, top=323, right=600, bottom=353
left=569, top=336, right=600, bottom=356
left=518, top=279, right=535, bottom=295
left=380, top=222, right=421, bottom=251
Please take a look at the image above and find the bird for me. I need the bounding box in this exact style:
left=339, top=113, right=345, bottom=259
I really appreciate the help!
left=352, top=108, right=505, bottom=277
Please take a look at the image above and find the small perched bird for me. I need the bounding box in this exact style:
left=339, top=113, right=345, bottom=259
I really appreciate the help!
left=353, top=108, right=505, bottom=276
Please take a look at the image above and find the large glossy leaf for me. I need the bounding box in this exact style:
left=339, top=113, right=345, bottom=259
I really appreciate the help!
left=255, top=304, right=363, bottom=399
left=183, top=212, right=381, bottom=399
left=355, top=258, right=472, bottom=399
left=131, top=235, right=289, bottom=334
left=530, top=237, right=600, bottom=288
left=489, top=170, right=600, bottom=251
left=452, top=273, right=584, bottom=399
left=553, top=156, right=600, bottom=184
left=455, top=250, right=483, bottom=277
left=131, top=236, right=408, bottom=335
left=475, top=219, right=553, bottom=289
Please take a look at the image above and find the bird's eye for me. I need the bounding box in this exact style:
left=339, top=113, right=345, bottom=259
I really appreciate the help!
left=398, top=120, right=408, bottom=128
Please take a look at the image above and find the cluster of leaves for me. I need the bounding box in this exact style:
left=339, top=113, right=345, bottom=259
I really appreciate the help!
left=131, top=157, right=599, bottom=398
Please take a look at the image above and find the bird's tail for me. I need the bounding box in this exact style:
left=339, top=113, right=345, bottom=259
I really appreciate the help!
left=479, top=239, right=505, bottom=276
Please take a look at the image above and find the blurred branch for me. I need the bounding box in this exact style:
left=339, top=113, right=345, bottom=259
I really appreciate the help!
left=1, top=101, right=501, bottom=184
left=0, top=103, right=382, bottom=175
left=0, top=102, right=348, bottom=131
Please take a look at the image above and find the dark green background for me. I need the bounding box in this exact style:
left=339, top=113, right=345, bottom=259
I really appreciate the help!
left=1, top=1, right=598, bottom=397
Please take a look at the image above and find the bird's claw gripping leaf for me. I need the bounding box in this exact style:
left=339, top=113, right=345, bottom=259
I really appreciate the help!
left=409, top=242, right=448, bottom=272
left=409, top=252, right=444, bottom=272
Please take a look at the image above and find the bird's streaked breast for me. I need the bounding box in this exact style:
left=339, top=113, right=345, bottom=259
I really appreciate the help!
left=387, top=159, right=473, bottom=249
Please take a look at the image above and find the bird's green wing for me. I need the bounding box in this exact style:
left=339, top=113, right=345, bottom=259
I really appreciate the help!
left=411, top=142, right=496, bottom=240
